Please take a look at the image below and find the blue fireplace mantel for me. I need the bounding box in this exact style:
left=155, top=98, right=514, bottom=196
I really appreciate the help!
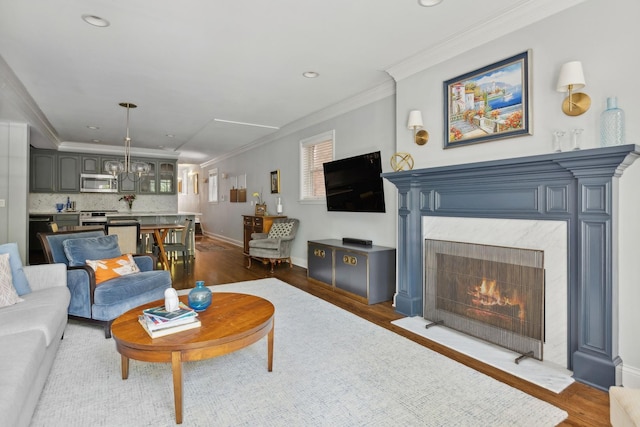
left=382, top=144, right=640, bottom=391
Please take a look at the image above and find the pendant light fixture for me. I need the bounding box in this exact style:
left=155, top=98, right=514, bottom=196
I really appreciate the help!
left=105, top=102, right=151, bottom=178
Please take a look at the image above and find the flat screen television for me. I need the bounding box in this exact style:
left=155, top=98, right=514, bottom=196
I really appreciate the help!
left=323, top=151, right=386, bottom=213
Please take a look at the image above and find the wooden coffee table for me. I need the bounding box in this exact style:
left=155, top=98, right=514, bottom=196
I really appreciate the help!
left=111, top=293, right=275, bottom=424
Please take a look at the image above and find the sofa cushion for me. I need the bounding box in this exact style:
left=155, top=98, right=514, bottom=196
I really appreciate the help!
left=63, top=235, right=121, bottom=267
left=0, top=286, right=70, bottom=346
left=91, top=270, right=172, bottom=321
left=86, top=254, right=141, bottom=284
left=0, top=253, right=23, bottom=307
left=0, top=242, right=31, bottom=295
left=0, top=331, right=46, bottom=427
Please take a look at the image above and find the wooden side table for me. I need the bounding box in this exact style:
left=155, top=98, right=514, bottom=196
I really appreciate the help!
left=242, top=215, right=286, bottom=254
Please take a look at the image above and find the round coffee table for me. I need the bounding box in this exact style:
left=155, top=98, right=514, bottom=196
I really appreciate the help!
left=111, top=292, right=275, bottom=424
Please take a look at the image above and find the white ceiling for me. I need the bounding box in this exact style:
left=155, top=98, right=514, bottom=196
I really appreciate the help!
left=0, top=0, right=584, bottom=165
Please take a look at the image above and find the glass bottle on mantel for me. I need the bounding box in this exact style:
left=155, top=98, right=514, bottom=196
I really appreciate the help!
left=600, top=97, right=625, bottom=147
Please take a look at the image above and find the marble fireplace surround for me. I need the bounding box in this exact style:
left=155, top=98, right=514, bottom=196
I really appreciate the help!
left=382, top=145, right=639, bottom=391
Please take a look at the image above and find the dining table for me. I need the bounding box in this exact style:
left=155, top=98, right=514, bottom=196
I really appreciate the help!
left=139, top=223, right=185, bottom=270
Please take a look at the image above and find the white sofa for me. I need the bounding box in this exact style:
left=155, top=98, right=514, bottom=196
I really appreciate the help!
left=610, top=386, right=640, bottom=427
left=0, top=263, right=69, bottom=427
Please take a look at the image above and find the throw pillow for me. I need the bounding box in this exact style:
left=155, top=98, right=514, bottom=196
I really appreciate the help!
left=86, top=254, right=141, bottom=285
left=0, top=253, right=23, bottom=307
left=267, top=222, right=294, bottom=239
left=0, top=243, right=31, bottom=295
left=63, top=235, right=122, bottom=267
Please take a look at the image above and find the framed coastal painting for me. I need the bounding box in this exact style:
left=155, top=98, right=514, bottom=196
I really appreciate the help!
left=444, top=50, right=532, bottom=149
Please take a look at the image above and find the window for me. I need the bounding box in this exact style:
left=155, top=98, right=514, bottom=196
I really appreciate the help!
left=299, top=130, right=334, bottom=202
left=208, top=168, right=218, bottom=202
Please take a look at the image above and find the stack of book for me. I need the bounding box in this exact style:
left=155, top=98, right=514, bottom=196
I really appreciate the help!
left=138, top=302, right=201, bottom=338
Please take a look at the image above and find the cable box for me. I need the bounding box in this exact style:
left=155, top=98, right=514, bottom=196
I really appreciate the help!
left=342, top=237, right=372, bottom=246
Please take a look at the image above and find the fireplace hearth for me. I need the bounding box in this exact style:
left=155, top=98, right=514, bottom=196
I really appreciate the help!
left=425, top=239, right=544, bottom=360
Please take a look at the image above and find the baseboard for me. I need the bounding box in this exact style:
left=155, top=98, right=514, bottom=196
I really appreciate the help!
left=204, top=231, right=241, bottom=247
left=621, top=363, right=640, bottom=388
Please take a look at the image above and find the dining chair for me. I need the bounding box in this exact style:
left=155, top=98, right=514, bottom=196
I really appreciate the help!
left=105, top=221, right=141, bottom=254
left=48, top=222, right=59, bottom=232
left=163, top=219, right=193, bottom=273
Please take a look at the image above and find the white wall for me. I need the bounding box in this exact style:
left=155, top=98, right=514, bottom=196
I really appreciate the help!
left=177, top=164, right=202, bottom=214
left=394, top=0, right=640, bottom=387
left=0, top=122, right=29, bottom=260
left=200, top=95, right=397, bottom=267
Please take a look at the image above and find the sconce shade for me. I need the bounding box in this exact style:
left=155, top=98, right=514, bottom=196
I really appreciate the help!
left=418, top=0, right=443, bottom=6
left=407, top=110, right=424, bottom=129
left=556, top=61, right=586, bottom=92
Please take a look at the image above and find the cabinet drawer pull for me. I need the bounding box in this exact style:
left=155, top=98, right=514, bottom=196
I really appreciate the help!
left=342, top=255, right=357, bottom=266
left=314, top=249, right=325, bottom=258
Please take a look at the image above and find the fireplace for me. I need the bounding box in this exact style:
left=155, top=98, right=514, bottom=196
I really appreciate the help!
left=382, top=145, right=640, bottom=391
left=424, top=240, right=544, bottom=360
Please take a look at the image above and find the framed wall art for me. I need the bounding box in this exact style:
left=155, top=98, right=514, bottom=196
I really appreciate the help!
left=444, top=50, right=532, bottom=149
left=270, top=170, right=280, bottom=194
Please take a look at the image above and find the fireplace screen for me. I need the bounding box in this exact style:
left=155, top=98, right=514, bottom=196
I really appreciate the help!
left=424, top=239, right=545, bottom=360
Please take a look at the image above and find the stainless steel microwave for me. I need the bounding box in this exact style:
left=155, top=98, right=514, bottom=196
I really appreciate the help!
left=80, top=173, right=118, bottom=193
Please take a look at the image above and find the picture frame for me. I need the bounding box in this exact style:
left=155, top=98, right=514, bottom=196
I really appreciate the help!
left=270, top=170, right=280, bottom=194
left=444, top=50, right=531, bottom=149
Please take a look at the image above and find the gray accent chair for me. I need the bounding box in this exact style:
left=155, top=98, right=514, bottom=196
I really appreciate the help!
left=247, top=218, right=299, bottom=273
left=38, top=229, right=172, bottom=338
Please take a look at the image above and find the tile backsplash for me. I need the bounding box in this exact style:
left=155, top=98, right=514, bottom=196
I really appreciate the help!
left=30, top=193, right=178, bottom=213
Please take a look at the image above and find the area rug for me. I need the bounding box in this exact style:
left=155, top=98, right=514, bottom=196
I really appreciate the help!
left=195, top=240, right=226, bottom=252
left=31, top=279, right=568, bottom=426
left=392, top=316, right=574, bottom=394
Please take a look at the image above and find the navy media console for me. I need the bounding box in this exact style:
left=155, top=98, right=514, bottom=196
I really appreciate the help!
left=307, top=239, right=396, bottom=304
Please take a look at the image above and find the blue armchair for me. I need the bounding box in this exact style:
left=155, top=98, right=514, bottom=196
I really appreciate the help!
left=38, top=229, right=172, bottom=338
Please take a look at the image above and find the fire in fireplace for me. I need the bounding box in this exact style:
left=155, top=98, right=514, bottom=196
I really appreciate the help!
left=425, top=239, right=545, bottom=360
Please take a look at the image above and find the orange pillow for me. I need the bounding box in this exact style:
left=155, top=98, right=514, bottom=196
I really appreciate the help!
left=85, top=254, right=141, bottom=285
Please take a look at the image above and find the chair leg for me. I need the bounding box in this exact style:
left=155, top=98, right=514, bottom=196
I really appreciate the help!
left=104, top=320, right=113, bottom=339
left=269, top=259, right=276, bottom=274
left=246, top=256, right=252, bottom=269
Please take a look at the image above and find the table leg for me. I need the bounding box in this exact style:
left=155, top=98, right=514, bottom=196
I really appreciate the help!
left=267, top=321, right=274, bottom=372
left=121, top=354, right=130, bottom=379
left=154, top=229, right=170, bottom=270
left=172, top=351, right=183, bottom=424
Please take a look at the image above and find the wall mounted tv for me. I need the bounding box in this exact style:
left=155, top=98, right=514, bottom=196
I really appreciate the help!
left=323, top=151, right=386, bottom=213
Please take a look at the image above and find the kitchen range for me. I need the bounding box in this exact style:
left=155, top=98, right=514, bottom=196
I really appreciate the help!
left=79, top=210, right=119, bottom=226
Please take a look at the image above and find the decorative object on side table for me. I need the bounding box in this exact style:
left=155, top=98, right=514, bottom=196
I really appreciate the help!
left=253, top=191, right=266, bottom=216
left=600, top=97, right=625, bottom=147
left=188, top=280, right=212, bottom=312
left=119, top=193, right=136, bottom=210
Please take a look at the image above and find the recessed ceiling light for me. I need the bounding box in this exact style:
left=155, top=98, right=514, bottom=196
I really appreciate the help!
left=418, top=0, right=443, bottom=6
left=81, top=14, right=110, bottom=27
left=166, top=134, right=175, bottom=138
left=91, top=139, right=101, bottom=143
left=87, top=125, right=100, bottom=130
left=302, top=71, right=319, bottom=78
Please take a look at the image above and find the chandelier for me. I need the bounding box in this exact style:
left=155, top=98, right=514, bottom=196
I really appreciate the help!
left=104, top=102, right=151, bottom=178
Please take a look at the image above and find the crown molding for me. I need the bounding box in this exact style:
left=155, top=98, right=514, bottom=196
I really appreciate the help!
left=57, top=141, right=180, bottom=159
left=386, top=0, right=588, bottom=82
left=0, top=55, right=60, bottom=146
left=201, top=79, right=396, bottom=168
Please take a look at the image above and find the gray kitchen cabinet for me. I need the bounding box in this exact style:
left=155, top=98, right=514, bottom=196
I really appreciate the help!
left=158, top=161, right=175, bottom=194
left=81, top=155, right=101, bottom=173
left=30, top=151, right=56, bottom=192
left=58, top=154, right=80, bottom=192
left=307, top=239, right=396, bottom=304
left=54, top=213, right=79, bottom=227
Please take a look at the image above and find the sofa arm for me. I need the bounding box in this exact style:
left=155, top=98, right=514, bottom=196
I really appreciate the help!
left=23, top=263, right=68, bottom=291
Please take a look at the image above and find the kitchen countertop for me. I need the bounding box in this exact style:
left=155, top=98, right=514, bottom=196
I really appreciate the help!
left=30, top=211, right=201, bottom=216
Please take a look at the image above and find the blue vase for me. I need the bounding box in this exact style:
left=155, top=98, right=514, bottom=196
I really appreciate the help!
left=188, top=281, right=212, bottom=312
left=600, top=97, right=625, bottom=147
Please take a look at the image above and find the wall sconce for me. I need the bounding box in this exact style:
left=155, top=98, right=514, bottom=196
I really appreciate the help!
left=407, top=110, right=429, bottom=145
left=556, top=61, right=591, bottom=116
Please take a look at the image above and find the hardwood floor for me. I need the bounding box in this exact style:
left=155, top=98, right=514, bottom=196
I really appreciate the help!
left=170, top=236, right=610, bottom=426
